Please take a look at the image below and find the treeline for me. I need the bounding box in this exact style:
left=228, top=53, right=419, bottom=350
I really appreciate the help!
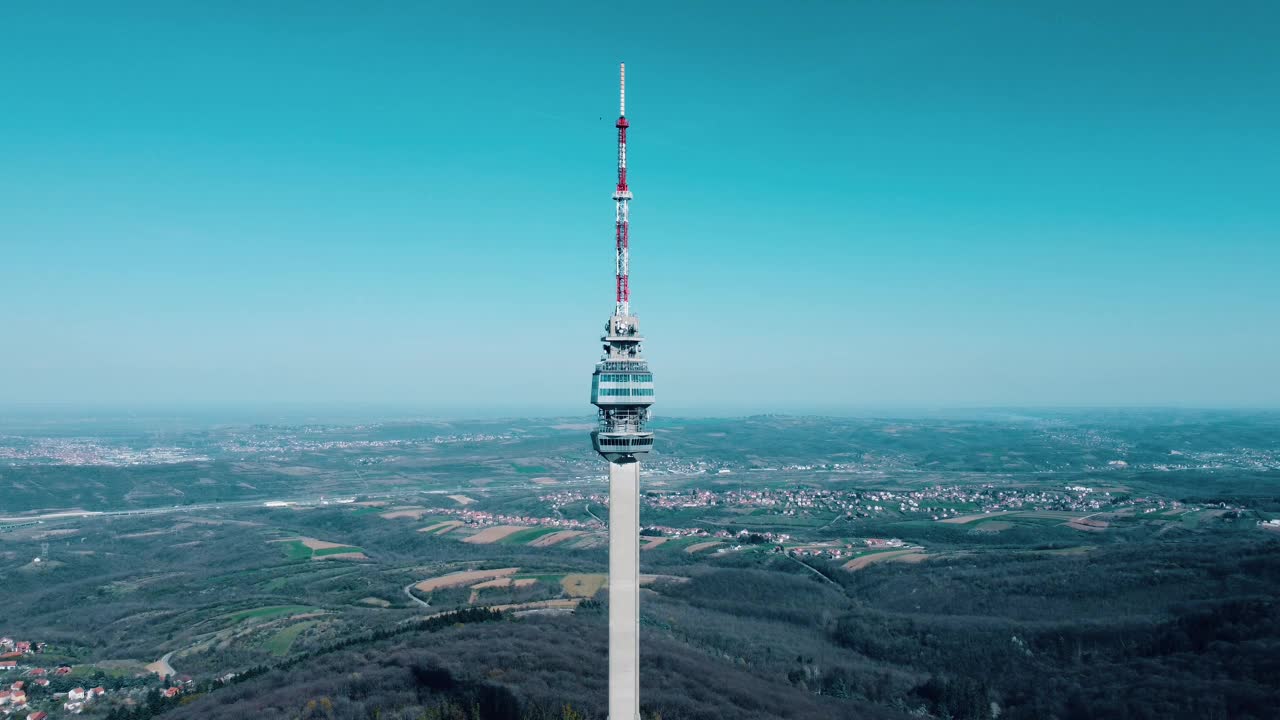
left=161, top=610, right=896, bottom=720
left=826, top=537, right=1280, bottom=719
left=118, top=609, right=506, bottom=720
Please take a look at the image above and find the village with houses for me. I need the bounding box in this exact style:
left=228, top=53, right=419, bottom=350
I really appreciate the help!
left=0, top=636, right=191, bottom=719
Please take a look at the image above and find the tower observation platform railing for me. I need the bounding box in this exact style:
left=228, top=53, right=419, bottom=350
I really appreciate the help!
left=598, top=360, right=650, bottom=372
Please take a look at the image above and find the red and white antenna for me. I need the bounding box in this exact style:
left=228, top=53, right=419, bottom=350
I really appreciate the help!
left=612, top=62, right=633, bottom=317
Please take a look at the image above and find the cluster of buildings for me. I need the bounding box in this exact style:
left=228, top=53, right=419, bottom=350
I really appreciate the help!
left=537, top=489, right=608, bottom=513
left=0, top=439, right=204, bottom=467
left=0, top=638, right=41, bottom=659
left=779, top=537, right=906, bottom=560
left=558, top=453, right=728, bottom=479
left=0, top=638, right=46, bottom=677
left=1148, top=447, right=1280, bottom=473
left=423, top=505, right=602, bottom=532
left=0, top=680, right=31, bottom=714
left=60, top=686, right=106, bottom=715
left=0, top=639, right=44, bottom=717
left=0, top=638, right=118, bottom=717
left=221, top=435, right=409, bottom=456
left=647, top=525, right=791, bottom=544
left=220, top=431, right=513, bottom=458
left=630, top=483, right=1202, bottom=522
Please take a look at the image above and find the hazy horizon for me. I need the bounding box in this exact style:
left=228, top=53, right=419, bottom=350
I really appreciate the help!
left=3, top=401, right=1278, bottom=428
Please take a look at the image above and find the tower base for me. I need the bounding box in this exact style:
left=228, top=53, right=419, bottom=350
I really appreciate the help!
left=608, top=459, right=640, bottom=720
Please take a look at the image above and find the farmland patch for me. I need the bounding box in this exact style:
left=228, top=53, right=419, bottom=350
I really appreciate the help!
left=463, top=526, right=528, bottom=544
left=415, top=567, right=519, bottom=593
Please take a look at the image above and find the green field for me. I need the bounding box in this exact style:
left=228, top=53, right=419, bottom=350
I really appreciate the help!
left=651, top=537, right=714, bottom=552
left=313, top=545, right=363, bottom=556
left=278, top=540, right=361, bottom=560
left=512, top=464, right=550, bottom=474
left=264, top=620, right=320, bottom=656
left=514, top=574, right=563, bottom=584
left=279, top=540, right=314, bottom=561
left=730, top=513, right=834, bottom=528
left=225, top=605, right=320, bottom=623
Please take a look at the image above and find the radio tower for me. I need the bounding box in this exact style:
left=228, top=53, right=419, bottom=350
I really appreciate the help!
left=590, top=62, right=655, bottom=720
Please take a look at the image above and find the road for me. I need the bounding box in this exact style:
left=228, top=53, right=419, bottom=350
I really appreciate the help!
left=146, top=651, right=176, bottom=678
left=785, top=553, right=839, bottom=586
left=403, top=582, right=431, bottom=609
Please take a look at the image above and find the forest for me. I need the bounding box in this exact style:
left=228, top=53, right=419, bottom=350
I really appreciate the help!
left=152, top=533, right=1280, bottom=720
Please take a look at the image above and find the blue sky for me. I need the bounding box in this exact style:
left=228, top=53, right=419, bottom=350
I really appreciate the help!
left=1, top=1, right=1277, bottom=414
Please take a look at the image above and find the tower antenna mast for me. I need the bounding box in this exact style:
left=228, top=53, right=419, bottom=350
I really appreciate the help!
left=614, top=63, right=632, bottom=316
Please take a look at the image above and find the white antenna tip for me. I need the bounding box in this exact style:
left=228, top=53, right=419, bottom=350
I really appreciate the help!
left=619, top=62, right=626, bottom=116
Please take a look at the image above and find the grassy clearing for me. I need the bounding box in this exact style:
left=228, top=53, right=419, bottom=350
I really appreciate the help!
left=530, top=530, right=584, bottom=547
left=1180, top=510, right=1220, bottom=528
left=514, top=573, right=564, bottom=584
left=972, top=521, right=1013, bottom=532
left=1033, top=545, right=1097, bottom=556
left=561, top=573, right=607, bottom=597
left=279, top=540, right=313, bottom=561
left=276, top=538, right=361, bottom=560
left=314, top=545, right=363, bottom=557
left=730, top=514, right=831, bottom=528
left=640, top=536, right=670, bottom=550
left=225, top=605, right=320, bottom=623
left=380, top=508, right=429, bottom=520
left=264, top=620, right=320, bottom=656
left=844, top=548, right=926, bottom=570
left=92, top=660, right=150, bottom=677
left=513, top=464, right=550, bottom=475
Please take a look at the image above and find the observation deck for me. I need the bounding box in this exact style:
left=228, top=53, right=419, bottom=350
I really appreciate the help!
left=591, top=313, right=655, bottom=462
